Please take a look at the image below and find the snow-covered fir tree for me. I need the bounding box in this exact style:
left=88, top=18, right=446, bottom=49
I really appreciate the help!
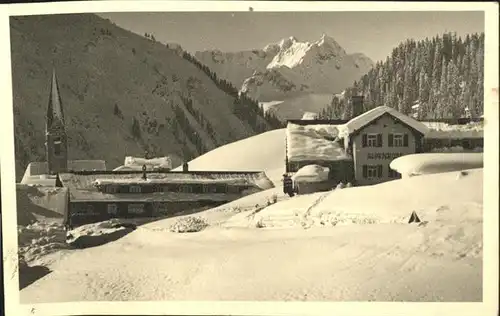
left=319, top=32, right=485, bottom=120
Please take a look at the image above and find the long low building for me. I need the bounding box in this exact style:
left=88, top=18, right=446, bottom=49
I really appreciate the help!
left=285, top=100, right=484, bottom=187
left=58, top=170, right=273, bottom=228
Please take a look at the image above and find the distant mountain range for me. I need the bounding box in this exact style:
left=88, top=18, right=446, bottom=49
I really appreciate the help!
left=195, top=34, right=374, bottom=102
left=10, top=14, right=281, bottom=180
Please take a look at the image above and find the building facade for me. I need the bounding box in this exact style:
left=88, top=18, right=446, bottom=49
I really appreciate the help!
left=285, top=100, right=483, bottom=189
left=59, top=170, right=273, bottom=228
left=348, top=113, right=426, bottom=185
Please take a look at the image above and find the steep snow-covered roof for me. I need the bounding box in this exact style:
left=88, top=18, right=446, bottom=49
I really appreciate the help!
left=286, top=123, right=352, bottom=162
left=59, top=171, right=274, bottom=191
left=123, top=156, right=172, bottom=169
left=339, top=106, right=430, bottom=137
left=21, top=160, right=108, bottom=185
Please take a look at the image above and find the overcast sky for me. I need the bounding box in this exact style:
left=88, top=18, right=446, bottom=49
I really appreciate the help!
left=99, top=11, right=484, bottom=62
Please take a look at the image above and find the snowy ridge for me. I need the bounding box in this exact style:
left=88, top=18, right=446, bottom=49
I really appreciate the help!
left=267, top=34, right=346, bottom=69
left=195, top=34, right=374, bottom=102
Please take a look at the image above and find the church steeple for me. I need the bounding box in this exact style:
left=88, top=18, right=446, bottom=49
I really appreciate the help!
left=45, top=68, right=68, bottom=175
left=46, top=68, right=65, bottom=128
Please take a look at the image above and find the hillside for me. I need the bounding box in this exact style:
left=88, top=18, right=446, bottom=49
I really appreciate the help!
left=195, top=34, right=374, bottom=102
left=320, top=32, right=485, bottom=120
left=10, top=14, right=280, bottom=181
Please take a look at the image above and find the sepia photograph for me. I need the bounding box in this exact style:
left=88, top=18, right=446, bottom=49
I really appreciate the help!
left=0, top=1, right=498, bottom=316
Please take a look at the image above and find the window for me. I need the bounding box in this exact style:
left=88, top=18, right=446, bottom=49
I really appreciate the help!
left=362, top=164, right=383, bottom=179
left=128, top=203, right=144, bottom=214
left=107, top=204, right=118, bottom=215
left=363, top=133, right=382, bottom=147
left=393, top=134, right=404, bottom=147
left=202, top=184, right=216, bottom=194
left=178, top=184, right=193, bottom=193
left=73, top=204, right=97, bottom=216
left=129, top=185, right=141, bottom=193
left=227, top=186, right=240, bottom=194
left=53, top=137, right=62, bottom=156
left=388, top=133, right=409, bottom=147
left=106, top=186, right=118, bottom=194
left=215, top=183, right=228, bottom=193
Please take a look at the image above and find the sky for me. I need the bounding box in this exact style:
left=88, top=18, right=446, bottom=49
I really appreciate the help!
left=99, top=11, right=484, bottom=63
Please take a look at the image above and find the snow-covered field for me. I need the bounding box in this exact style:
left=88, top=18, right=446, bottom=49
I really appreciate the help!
left=19, top=169, right=483, bottom=302
left=14, top=127, right=486, bottom=304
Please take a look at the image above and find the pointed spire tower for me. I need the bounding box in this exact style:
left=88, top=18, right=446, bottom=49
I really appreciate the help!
left=45, top=68, right=68, bottom=175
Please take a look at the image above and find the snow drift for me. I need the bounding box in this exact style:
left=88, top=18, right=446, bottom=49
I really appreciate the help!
left=286, top=123, right=350, bottom=162
left=390, top=153, right=483, bottom=178
left=292, top=165, right=330, bottom=182
left=16, top=185, right=67, bottom=226
left=173, top=128, right=286, bottom=185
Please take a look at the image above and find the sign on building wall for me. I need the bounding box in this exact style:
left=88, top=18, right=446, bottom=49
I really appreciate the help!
left=367, top=153, right=404, bottom=160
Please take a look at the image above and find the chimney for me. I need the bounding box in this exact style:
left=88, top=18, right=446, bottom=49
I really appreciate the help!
left=351, top=95, right=364, bottom=118
left=182, top=161, right=189, bottom=172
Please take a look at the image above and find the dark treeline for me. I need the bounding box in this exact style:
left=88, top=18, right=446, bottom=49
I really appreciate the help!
left=320, top=32, right=485, bottom=120
left=180, top=95, right=219, bottom=146
left=171, top=103, right=207, bottom=158
left=181, top=51, right=284, bottom=132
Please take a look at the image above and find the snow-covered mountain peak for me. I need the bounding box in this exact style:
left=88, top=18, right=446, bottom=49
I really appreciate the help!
left=267, top=34, right=346, bottom=69
left=278, top=36, right=300, bottom=50
left=315, top=34, right=345, bottom=55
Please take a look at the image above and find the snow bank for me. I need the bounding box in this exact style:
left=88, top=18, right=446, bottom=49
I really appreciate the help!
left=423, top=121, right=483, bottom=139
left=256, top=168, right=483, bottom=229
left=66, top=219, right=137, bottom=249
left=292, top=165, right=329, bottom=182
left=173, top=129, right=286, bottom=185
left=390, top=153, right=483, bottom=178
left=18, top=221, right=69, bottom=265
left=16, top=185, right=68, bottom=226
left=286, top=123, right=351, bottom=162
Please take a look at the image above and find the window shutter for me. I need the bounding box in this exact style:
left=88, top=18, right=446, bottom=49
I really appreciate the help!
left=377, top=165, right=383, bottom=177
left=377, top=134, right=383, bottom=147
left=403, top=134, right=409, bottom=147
left=362, top=134, right=367, bottom=147
left=388, top=134, right=393, bottom=147
left=362, top=165, right=368, bottom=178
